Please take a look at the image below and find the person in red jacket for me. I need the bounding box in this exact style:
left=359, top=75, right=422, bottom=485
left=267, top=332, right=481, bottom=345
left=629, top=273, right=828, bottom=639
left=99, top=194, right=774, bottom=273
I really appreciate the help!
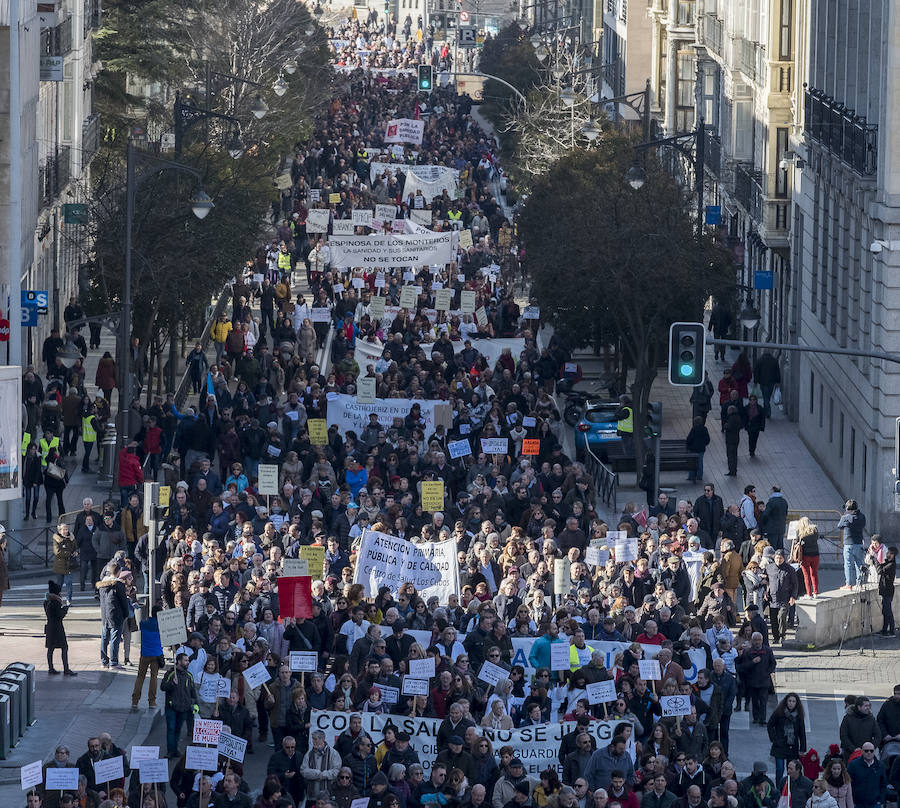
left=117, top=442, right=144, bottom=506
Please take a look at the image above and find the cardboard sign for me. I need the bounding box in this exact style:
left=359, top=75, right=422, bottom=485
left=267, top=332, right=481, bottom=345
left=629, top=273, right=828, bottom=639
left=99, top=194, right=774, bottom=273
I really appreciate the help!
left=435, top=288, right=452, bottom=311
left=585, top=546, right=609, bottom=567
left=308, top=419, right=328, bottom=445
left=186, top=745, right=219, bottom=772
left=369, top=296, right=386, bottom=319
left=408, top=657, right=436, bottom=679
left=477, top=660, right=509, bottom=687
left=660, top=695, right=693, bottom=717
left=522, top=438, right=540, bottom=455
left=217, top=731, right=248, bottom=764
left=586, top=680, right=617, bottom=705
left=333, top=219, right=355, bottom=236
left=329, top=192, right=342, bottom=204
left=283, top=558, right=309, bottom=577
left=45, top=767, right=78, bottom=790
left=357, top=375, right=377, bottom=404
left=522, top=416, right=536, bottom=427
left=93, top=756, right=125, bottom=784
left=130, top=746, right=160, bottom=765
left=351, top=798, right=371, bottom=808
left=474, top=306, right=488, bottom=326
left=614, top=536, right=639, bottom=563
left=310, top=307, right=332, bottom=323
left=242, top=661, right=272, bottom=690
left=400, top=286, right=418, bottom=309
left=480, top=438, right=508, bottom=455
left=193, top=718, right=224, bottom=745
left=289, top=651, right=319, bottom=672
left=257, top=463, right=279, bottom=496
left=139, top=759, right=170, bottom=784
left=458, top=229, right=473, bottom=249
left=375, top=204, right=397, bottom=222
left=21, top=761, right=43, bottom=791
left=448, top=438, right=471, bottom=459
left=352, top=209, right=374, bottom=227
left=638, top=659, right=662, bottom=681
left=402, top=677, right=430, bottom=696
left=420, top=481, right=445, bottom=512
left=198, top=675, right=230, bottom=702
left=550, top=642, right=571, bottom=671
left=279, top=575, right=313, bottom=619
left=299, top=545, right=326, bottom=576
left=460, top=290, right=476, bottom=314
left=157, top=607, right=187, bottom=647
left=523, top=306, right=540, bottom=319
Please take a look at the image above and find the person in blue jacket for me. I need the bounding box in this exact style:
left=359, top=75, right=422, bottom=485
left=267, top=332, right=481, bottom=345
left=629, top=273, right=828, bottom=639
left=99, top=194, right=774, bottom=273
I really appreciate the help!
left=131, top=605, right=164, bottom=710
left=529, top=621, right=567, bottom=683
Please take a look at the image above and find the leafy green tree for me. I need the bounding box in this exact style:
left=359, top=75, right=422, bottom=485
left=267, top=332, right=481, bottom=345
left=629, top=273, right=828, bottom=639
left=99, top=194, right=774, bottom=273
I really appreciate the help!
left=518, top=136, right=733, bottom=472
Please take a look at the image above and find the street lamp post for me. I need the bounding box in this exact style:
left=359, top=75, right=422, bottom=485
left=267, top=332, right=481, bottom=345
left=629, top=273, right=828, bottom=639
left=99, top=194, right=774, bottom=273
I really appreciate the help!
left=120, top=141, right=214, bottom=452
left=174, top=92, right=246, bottom=158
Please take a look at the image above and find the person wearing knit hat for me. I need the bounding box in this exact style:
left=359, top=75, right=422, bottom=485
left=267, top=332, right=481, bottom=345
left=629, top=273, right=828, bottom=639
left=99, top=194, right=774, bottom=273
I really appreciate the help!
left=44, top=579, right=76, bottom=675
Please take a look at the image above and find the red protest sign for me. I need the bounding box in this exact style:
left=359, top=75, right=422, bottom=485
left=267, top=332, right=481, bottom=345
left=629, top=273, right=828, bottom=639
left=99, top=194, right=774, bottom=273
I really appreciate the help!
left=279, top=576, right=313, bottom=619
left=522, top=439, right=540, bottom=455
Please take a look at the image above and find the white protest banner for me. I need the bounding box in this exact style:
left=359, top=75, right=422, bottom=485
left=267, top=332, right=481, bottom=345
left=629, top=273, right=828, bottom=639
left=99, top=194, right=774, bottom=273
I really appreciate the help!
left=451, top=337, right=525, bottom=371
left=375, top=204, right=397, bottom=222
left=403, top=167, right=460, bottom=201
left=351, top=798, right=371, bottom=808
left=352, top=529, right=459, bottom=602
left=411, top=208, right=433, bottom=225
left=355, top=338, right=386, bottom=371
left=257, top=464, right=279, bottom=496
left=130, top=746, right=160, bottom=765
left=310, top=307, right=332, bottom=323
left=614, top=536, right=639, bottom=563
left=217, top=731, right=248, bottom=763
left=242, top=661, right=271, bottom=690
left=326, top=393, right=442, bottom=438
left=139, top=759, right=170, bottom=784
left=193, top=718, right=224, bottom=745
left=21, top=761, right=43, bottom=791
left=402, top=677, right=431, bottom=696
left=93, top=756, right=125, bottom=784
left=289, top=651, right=319, bottom=672
left=45, top=767, right=79, bottom=790
left=477, top=660, right=510, bottom=687
left=384, top=118, right=425, bottom=144
left=283, top=558, right=309, bottom=577
left=380, top=685, right=400, bottom=704
left=638, top=659, right=661, bottom=681
left=157, top=607, right=187, bottom=646
left=306, top=209, right=330, bottom=233
left=660, top=695, right=693, bottom=717
left=332, top=219, right=355, bottom=235
left=586, top=680, right=618, bottom=705
left=448, top=438, right=471, bottom=459
left=408, top=657, right=435, bottom=679
left=460, top=291, right=476, bottom=314
left=357, top=376, right=377, bottom=404
left=481, top=438, right=508, bottom=455
left=329, top=232, right=454, bottom=269
left=550, top=642, right=571, bottom=671
left=198, top=675, right=230, bottom=702
left=352, top=209, right=374, bottom=227
left=186, top=746, right=219, bottom=771
left=310, top=710, right=629, bottom=777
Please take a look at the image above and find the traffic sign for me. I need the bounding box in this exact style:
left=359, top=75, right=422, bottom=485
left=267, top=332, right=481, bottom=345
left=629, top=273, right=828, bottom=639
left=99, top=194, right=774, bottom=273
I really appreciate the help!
left=21, top=307, right=37, bottom=327
left=458, top=26, right=477, bottom=47
left=459, top=10, right=470, bottom=22
left=22, top=290, right=49, bottom=316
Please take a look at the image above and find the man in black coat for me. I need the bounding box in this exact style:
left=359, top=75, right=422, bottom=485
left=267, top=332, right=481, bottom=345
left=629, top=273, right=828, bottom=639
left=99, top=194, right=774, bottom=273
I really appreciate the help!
left=693, top=486, right=724, bottom=543
left=98, top=572, right=130, bottom=668
left=267, top=736, right=304, bottom=804
left=760, top=487, right=789, bottom=551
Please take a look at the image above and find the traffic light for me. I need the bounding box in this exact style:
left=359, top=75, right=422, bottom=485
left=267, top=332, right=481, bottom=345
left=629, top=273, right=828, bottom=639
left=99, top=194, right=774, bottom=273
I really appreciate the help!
left=418, top=64, right=434, bottom=92
left=647, top=401, right=663, bottom=438
left=668, top=321, right=706, bottom=386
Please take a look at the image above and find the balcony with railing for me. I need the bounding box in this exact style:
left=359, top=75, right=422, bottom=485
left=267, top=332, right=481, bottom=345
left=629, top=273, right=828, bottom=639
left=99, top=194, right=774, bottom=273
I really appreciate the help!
left=736, top=37, right=766, bottom=84
left=703, top=127, right=722, bottom=179
left=41, top=15, right=73, bottom=56
left=38, top=147, right=72, bottom=209
left=602, top=59, right=626, bottom=96
left=82, top=114, right=101, bottom=167
left=804, top=86, right=878, bottom=176
left=734, top=162, right=762, bottom=219
left=83, top=0, right=102, bottom=38
left=699, top=14, right=723, bottom=55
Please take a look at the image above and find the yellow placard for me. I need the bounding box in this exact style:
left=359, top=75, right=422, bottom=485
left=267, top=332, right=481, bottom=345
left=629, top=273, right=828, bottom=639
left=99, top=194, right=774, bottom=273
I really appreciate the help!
left=308, top=419, right=328, bottom=445
left=298, top=545, right=326, bottom=576
left=159, top=486, right=171, bottom=509
left=420, top=481, right=445, bottom=512
left=329, top=192, right=341, bottom=204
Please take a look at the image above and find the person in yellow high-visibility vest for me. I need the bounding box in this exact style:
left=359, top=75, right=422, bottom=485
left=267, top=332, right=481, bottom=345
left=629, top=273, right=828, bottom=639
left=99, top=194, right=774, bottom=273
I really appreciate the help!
left=82, top=411, right=98, bottom=473
left=22, top=431, right=32, bottom=457
left=40, top=430, right=60, bottom=468
left=615, top=395, right=634, bottom=454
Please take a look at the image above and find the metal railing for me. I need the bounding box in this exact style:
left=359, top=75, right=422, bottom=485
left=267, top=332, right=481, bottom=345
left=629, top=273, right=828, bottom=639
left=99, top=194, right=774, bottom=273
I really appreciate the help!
left=786, top=509, right=844, bottom=566
left=7, top=508, right=91, bottom=571
left=41, top=15, right=73, bottom=56
left=38, top=146, right=72, bottom=209
left=804, top=86, right=878, bottom=176
left=584, top=442, right=618, bottom=512
left=82, top=113, right=101, bottom=167
left=734, top=162, right=762, bottom=219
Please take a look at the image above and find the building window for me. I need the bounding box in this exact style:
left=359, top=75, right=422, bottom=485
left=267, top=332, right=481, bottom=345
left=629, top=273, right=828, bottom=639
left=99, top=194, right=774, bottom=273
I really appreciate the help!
left=850, top=427, right=856, bottom=475
left=659, top=32, right=667, bottom=113
left=778, top=0, right=792, bottom=60
left=862, top=443, right=867, bottom=491
left=809, top=371, right=814, bottom=413
left=839, top=411, right=844, bottom=457
left=819, top=194, right=828, bottom=324
left=818, top=384, right=823, bottom=428
left=828, top=397, right=833, bottom=442
left=775, top=127, right=788, bottom=197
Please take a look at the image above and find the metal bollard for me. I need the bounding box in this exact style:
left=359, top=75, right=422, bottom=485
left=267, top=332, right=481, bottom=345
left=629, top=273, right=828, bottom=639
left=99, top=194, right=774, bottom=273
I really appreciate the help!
left=0, top=694, right=10, bottom=758
left=0, top=682, right=21, bottom=743
left=5, top=663, right=35, bottom=726
left=99, top=421, right=117, bottom=484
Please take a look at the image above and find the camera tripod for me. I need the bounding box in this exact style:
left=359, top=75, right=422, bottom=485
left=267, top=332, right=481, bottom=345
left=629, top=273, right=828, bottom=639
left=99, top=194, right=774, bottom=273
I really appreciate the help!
left=836, top=567, right=876, bottom=657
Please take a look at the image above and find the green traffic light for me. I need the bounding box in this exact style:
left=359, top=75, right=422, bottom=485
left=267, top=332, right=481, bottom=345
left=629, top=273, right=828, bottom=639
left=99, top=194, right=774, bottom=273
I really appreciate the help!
left=680, top=363, right=693, bottom=377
